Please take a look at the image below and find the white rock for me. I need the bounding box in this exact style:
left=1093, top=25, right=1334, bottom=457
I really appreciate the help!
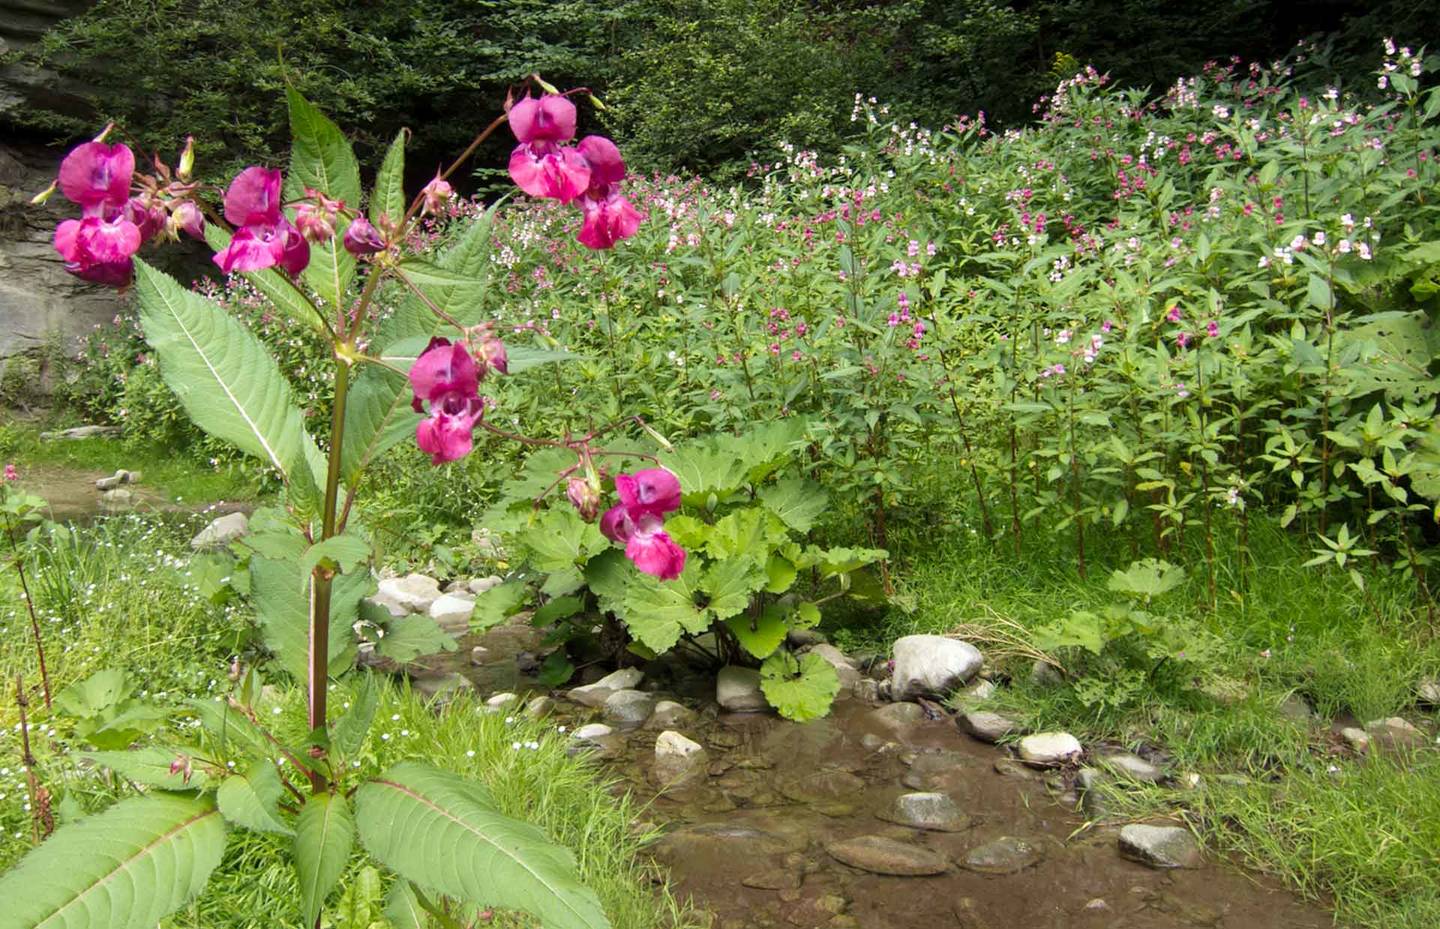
left=717, top=666, right=768, bottom=712
left=654, top=730, right=708, bottom=783
left=603, top=689, right=657, bottom=728
left=1097, top=751, right=1165, bottom=783
left=961, top=711, right=1020, bottom=743
left=365, top=592, right=410, bottom=619
left=572, top=723, right=614, bottom=742
left=1017, top=731, right=1083, bottom=767
left=1340, top=727, right=1370, bottom=753
left=377, top=574, right=442, bottom=614
left=484, top=692, right=518, bottom=712
left=568, top=667, right=644, bottom=707
left=190, top=512, right=249, bottom=550
left=470, top=646, right=491, bottom=665
left=429, top=592, right=476, bottom=636
left=958, top=678, right=996, bottom=701
left=806, top=643, right=862, bottom=690
left=890, top=635, right=983, bottom=700
left=1118, top=824, right=1202, bottom=869
left=469, top=575, right=504, bottom=595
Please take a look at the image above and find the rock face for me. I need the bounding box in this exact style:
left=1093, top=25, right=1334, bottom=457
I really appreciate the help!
left=717, top=666, right=768, bottom=712
left=961, top=836, right=1045, bottom=874
left=825, top=836, right=949, bottom=876
left=1016, top=732, right=1082, bottom=767
left=878, top=792, right=971, bottom=832
left=1118, top=824, right=1203, bottom=869
left=190, top=512, right=249, bottom=550
left=376, top=574, right=442, bottom=614
left=890, top=635, right=983, bottom=700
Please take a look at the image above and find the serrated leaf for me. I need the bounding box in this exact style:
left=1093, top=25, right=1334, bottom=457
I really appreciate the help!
left=702, top=557, right=766, bottom=620
left=658, top=514, right=709, bottom=549
left=764, top=554, right=798, bottom=594
left=471, top=581, right=530, bottom=631
left=370, top=129, right=408, bottom=229
left=295, top=791, right=356, bottom=927
left=757, top=478, right=828, bottom=532
left=621, top=560, right=708, bottom=652
left=185, top=698, right=270, bottom=760
left=333, top=674, right=379, bottom=758
left=134, top=260, right=324, bottom=503
left=725, top=603, right=788, bottom=659
left=340, top=366, right=422, bottom=488
left=202, top=224, right=321, bottom=331
left=355, top=762, right=610, bottom=929
left=301, top=532, right=371, bottom=576
left=804, top=546, right=886, bottom=575
left=334, top=865, right=387, bottom=929
left=705, top=508, right=783, bottom=560
left=251, top=556, right=368, bottom=681
left=82, top=746, right=207, bottom=791
left=385, top=881, right=429, bottom=929
left=376, top=614, right=457, bottom=664
left=759, top=652, right=840, bottom=722
left=533, top=596, right=583, bottom=625
left=0, top=793, right=226, bottom=929
left=582, top=549, right=630, bottom=606
left=217, top=761, right=293, bottom=836
left=285, top=89, right=360, bottom=311
left=525, top=508, right=606, bottom=574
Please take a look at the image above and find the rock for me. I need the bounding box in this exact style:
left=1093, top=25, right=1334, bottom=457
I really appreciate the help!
left=1276, top=693, right=1315, bottom=723
left=568, top=667, right=644, bottom=707
left=484, top=692, right=518, bottom=712
left=411, top=672, right=475, bottom=703
left=469, top=646, right=491, bottom=665
left=655, top=822, right=803, bottom=864
left=1364, top=716, right=1428, bottom=753
left=1017, top=732, right=1082, bottom=767
left=1118, top=824, right=1202, bottom=869
left=365, top=592, right=410, bottom=619
left=98, top=488, right=135, bottom=509
left=807, top=644, right=863, bottom=690
left=648, top=699, right=697, bottom=729
left=957, top=678, right=996, bottom=702
left=1418, top=678, right=1440, bottom=707
left=786, top=628, right=827, bottom=648
left=1176, top=772, right=1204, bottom=791
left=961, top=836, right=1045, bottom=874
left=890, top=635, right=983, bottom=700
left=428, top=592, right=476, bottom=637
left=377, top=574, right=442, bottom=614
left=94, top=470, right=137, bottom=491
left=524, top=695, right=555, bottom=718
left=960, top=710, right=1020, bottom=743
left=741, top=869, right=801, bottom=891
left=1340, top=727, right=1370, bottom=754
left=468, top=574, right=504, bottom=595
left=901, top=751, right=973, bottom=792
left=992, top=758, right=1036, bottom=779
left=38, top=425, right=122, bottom=440
left=878, top=792, right=971, bottom=832
left=825, top=836, right=949, bottom=876
left=1097, top=751, right=1165, bottom=783
left=717, top=666, right=769, bottom=712
left=867, top=701, right=925, bottom=737
left=654, top=730, right=708, bottom=783
left=571, top=723, right=614, bottom=744
left=1075, top=767, right=1108, bottom=815
left=1029, top=659, right=1064, bottom=687
left=778, top=769, right=866, bottom=803
left=189, top=512, right=249, bottom=550
left=603, top=689, right=657, bottom=728
left=851, top=679, right=883, bottom=703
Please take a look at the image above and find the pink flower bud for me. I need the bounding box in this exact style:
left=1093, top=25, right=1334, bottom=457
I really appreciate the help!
left=567, top=476, right=601, bottom=521
left=421, top=172, right=453, bottom=215
left=177, top=136, right=195, bottom=180
left=342, top=216, right=386, bottom=256
left=294, top=202, right=336, bottom=244
left=168, top=200, right=205, bottom=240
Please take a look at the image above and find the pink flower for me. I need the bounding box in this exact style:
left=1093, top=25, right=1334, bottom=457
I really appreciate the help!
left=567, top=476, right=601, bottom=521
left=58, top=142, right=134, bottom=212
left=1166, top=305, right=1182, bottom=323
left=508, top=94, right=590, bottom=203
left=600, top=468, right=686, bottom=580
left=124, top=196, right=166, bottom=242
left=168, top=200, right=205, bottom=240
left=1176, top=331, right=1191, bottom=349
left=1206, top=321, right=1220, bottom=338
left=573, top=136, right=643, bottom=249
left=3, top=463, right=17, bottom=482
left=52, top=140, right=142, bottom=285
left=54, top=214, right=142, bottom=286
left=409, top=337, right=485, bottom=464
left=421, top=171, right=453, bottom=216
left=342, top=216, right=386, bottom=256
left=212, top=167, right=310, bottom=275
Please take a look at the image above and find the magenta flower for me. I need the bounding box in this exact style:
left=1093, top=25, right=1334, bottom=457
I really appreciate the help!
left=1166, top=305, right=1183, bottom=323
left=123, top=196, right=167, bottom=242
left=1206, top=321, right=1220, bottom=338
left=54, top=214, right=142, bottom=286
left=168, top=200, right=205, bottom=240
left=52, top=140, right=142, bottom=285
left=573, top=136, right=643, bottom=249
left=57, top=142, right=134, bottom=213
left=2, top=463, right=16, bottom=482
left=409, top=337, right=485, bottom=464
left=508, top=94, right=591, bottom=203
left=342, top=216, right=386, bottom=256
left=600, top=468, right=686, bottom=580
left=212, top=167, right=310, bottom=275
left=421, top=171, right=453, bottom=216
left=567, top=476, right=601, bottom=522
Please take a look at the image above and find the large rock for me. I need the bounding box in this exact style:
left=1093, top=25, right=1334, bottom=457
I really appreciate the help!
left=890, top=635, right=982, bottom=700
left=825, top=836, right=949, bottom=876
left=1118, top=824, right=1203, bottom=869
left=429, top=592, right=475, bottom=637
left=1364, top=716, right=1428, bottom=753
left=190, top=512, right=249, bottom=550
left=717, top=666, right=768, bottom=712
left=567, top=667, right=644, bottom=707
left=1017, top=732, right=1082, bottom=766
left=961, top=836, right=1045, bottom=874
left=603, top=689, right=656, bottom=729
left=878, top=792, right=970, bottom=832
left=377, top=574, right=442, bottom=614
left=805, top=643, right=863, bottom=690
left=960, top=710, right=1020, bottom=743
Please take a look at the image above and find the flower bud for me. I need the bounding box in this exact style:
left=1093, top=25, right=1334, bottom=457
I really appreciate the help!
left=177, top=136, right=195, bottom=180
left=342, top=216, right=386, bottom=256
left=474, top=331, right=508, bottom=376
left=567, top=476, right=601, bottom=521
left=168, top=200, right=205, bottom=240
left=421, top=171, right=453, bottom=215
left=294, top=202, right=336, bottom=244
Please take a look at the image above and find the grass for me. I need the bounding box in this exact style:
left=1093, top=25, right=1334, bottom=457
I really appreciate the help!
left=853, top=510, right=1440, bottom=929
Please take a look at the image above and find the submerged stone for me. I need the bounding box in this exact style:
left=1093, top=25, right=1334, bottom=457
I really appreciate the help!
left=825, top=835, right=949, bottom=876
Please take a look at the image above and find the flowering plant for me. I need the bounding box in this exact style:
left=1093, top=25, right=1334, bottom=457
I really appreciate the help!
left=2, top=82, right=651, bottom=929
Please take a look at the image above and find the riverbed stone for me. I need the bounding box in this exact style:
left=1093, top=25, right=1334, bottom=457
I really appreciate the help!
left=524, top=695, right=555, bottom=718
left=901, top=751, right=973, bottom=792
left=960, top=711, right=1020, bottom=743
left=1017, top=731, right=1082, bottom=766
left=1418, top=678, right=1440, bottom=707
left=718, top=666, right=769, bottom=712
left=957, top=678, right=996, bottom=702
left=867, top=701, right=926, bottom=738
left=648, top=699, right=697, bottom=729
left=484, top=692, right=518, bottom=713
left=807, top=643, right=864, bottom=690
left=568, top=667, right=644, bottom=707
left=779, top=768, right=866, bottom=803
left=190, top=512, right=249, bottom=550
left=429, top=592, right=476, bottom=637
left=604, top=689, right=657, bottom=728
left=1364, top=716, right=1428, bottom=753
left=961, top=836, right=1045, bottom=874
left=1118, top=824, right=1203, bottom=869
left=825, top=836, right=949, bottom=876
left=468, top=575, right=504, bottom=595
left=890, top=635, right=983, bottom=700
left=653, top=730, right=708, bottom=783
left=878, top=792, right=971, bottom=832
left=1097, top=751, right=1165, bottom=783
left=1340, top=727, right=1370, bottom=753
left=1277, top=693, right=1315, bottom=723
left=377, top=573, right=442, bottom=614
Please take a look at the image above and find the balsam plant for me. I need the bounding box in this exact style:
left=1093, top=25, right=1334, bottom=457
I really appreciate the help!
left=1, top=82, right=656, bottom=929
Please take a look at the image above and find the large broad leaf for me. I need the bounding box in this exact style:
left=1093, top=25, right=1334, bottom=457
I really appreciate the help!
left=374, top=613, right=457, bottom=664
left=759, top=652, right=840, bottom=722
left=295, top=791, right=357, bottom=927
left=701, top=557, right=766, bottom=621
left=355, top=762, right=610, bottom=929
left=724, top=602, right=788, bottom=659
left=203, top=224, right=321, bottom=331
left=0, top=793, right=227, bottom=929
left=757, top=478, right=828, bottom=533
left=83, top=747, right=208, bottom=791
left=285, top=88, right=360, bottom=311
left=341, top=366, right=420, bottom=487
left=370, top=129, right=408, bottom=229
left=621, top=561, right=709, bottom=652
left=251, top=556, right=369, bottom=681
left=385, top=882, right=429, bottom=929
left=333, top=673, right=379, bottom=759
left=216, top=761, right=293, bottom=836
left=134, top=260, right=324, bottom=503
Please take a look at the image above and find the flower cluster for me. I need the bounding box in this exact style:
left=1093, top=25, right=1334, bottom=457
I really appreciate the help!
left=599, top=468, right=686, bottom=580
left=506, top=94, right=643, bottom=250
left=407, top=326, right=508, bottom=465
left=212, top=167, right=309, bottom=275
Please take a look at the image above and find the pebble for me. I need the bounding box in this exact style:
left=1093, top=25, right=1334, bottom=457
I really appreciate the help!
left=1097, top=751, right=1165, bottom=783
left=717, top=666, right=769, bottom=712
left=568, top=667, right=644, bottom=707
left=648, top=699, right=697, bottom=729
left=961, top=835, right=1045, bottom=874
left=1340, top=726, right=1370, bottom=754
left=189, top=511, right=249, bottom=550
left=604, top=689, right=657, bottom=728
left=654, top=730, right=709, bottom=783
left=960, top=711, right=1020, bottom=743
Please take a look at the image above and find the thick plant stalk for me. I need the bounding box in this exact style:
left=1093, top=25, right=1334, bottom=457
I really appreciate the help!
left=6, top=521, right=50, bottom=709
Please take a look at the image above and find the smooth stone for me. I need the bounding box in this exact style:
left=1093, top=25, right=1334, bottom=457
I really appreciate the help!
left=1017, top=731, right=1082, bottom=767
left=878, top=792, right=971, bottom=832
left=1418, top=678, right=1440, bottom=707
left=411, top=672, right=475, bottom=702
left=1364, top=716, right=1428, bottom=752
left=568, top=667, right=644, bottom=707
left=1097, top=751, right=1165, bottom=783
left=961, top=711, right=1020, bottom=743
left=961, top=836, right=1044, bottom=874
left=377, top=573, right=442, bottom=614
left=524, top=695, right=555, bottom=718
left=648, top=699, right=697, bottom=729
left=468, top=575, right=504, bottom=595
left=429, top=592, right=476, bottom=636
left=852, top=679, right=883, bottom=703
left=469, top=646, right=491, bottom=665
left=1340, top=726, right=1370, bottom=753
left=95, top=470, right=127, bottom=491
left=992, top=757, right=1036, bottom=779
left=654, top=730, right=708, bottom=782
left=99, top=488, right=135, bottom=508
left=1118, top=824, right=1203, bottom=869
left=786, top=628, right=827, bottom=648
left=655, top=822, right=803, bottom=863
left=778, top=768, right=866, bottom=803
left=1029, top=658, right=1065, bottom=687
left=868, top=701, right=926, bottom=736
left=189, top=512, right=249, bottom=550
left=572, top=723, right=614, bottom=742
left=717, top=665, right=769, bottom=712
left=807, top=644, right=863, bottom=690
left=901, top=752, right=973, bottom=792
left=484, top=692, right=518, bottom=712
left=957, top=678, right=996, bottom=702
left=890, top=634, right=983, bottom=700
left=366, top=592, right=410, bottom=619
left=825, top=836, right=949, bottom=876
left=603, top=689, right=657, bottom=728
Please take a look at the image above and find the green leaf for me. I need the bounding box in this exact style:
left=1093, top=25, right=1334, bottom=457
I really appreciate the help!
left=334, top=865, right=387, bottom=929
left=470, top=581, right=530, bottom=631
left=301, top=532, right=372, bottom=576
left=333, top=673, right=379, bottom=758
left=701, top=557, right=766, bottom=620
left=705, top=508, right=783, bottom=560
left=1106, top=559, right=1186, bottom=602
left=83, top=747, right=207, bottom=791
left=759, top=652, right=840, bottom=722
left=525, top=508, right=607, bottom=575
left=202, top=224, right=321, bottom=331
left=375, top=614, right=457, bottom=664
left=533, top=596, right=583, bottom=625
left=303, top=238, right=358, bottom=317
left=251, top=556, right=368, bottom=681
left=385, top=881, right=430, bottom=929
left=340, top=366, right=422, bottom=487
left=217, top=761, right=294, bottom=836
left=285, top=87, right=362, bottom=207
left=371, top=129, right=408, bottom=229
left=582, top=550, right=630, bottom=607
left=185, top=698, right=270, bottom=760
left=0, top=793, right=226, bottom=929
left=1033, top=610, right=1106, bottom=655
left=757, top=478, right=828, bottom=532
left=724, top=602, right=788, bottom=659
left=763, top=554, right=798, bottom=594
left=621, top=560, right=708, bottom=652
left=295, top=791, right=356, bottom=927
left=355, top=761, right=610, bottom=929
left=54, top=668, right=133, bottom=719
left=134, top=260, right=324, bottom=503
